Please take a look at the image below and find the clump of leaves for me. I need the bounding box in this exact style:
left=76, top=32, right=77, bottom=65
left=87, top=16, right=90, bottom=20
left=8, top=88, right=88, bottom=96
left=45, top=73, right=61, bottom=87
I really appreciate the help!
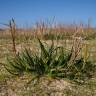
left=5, top=38, right=96, bottom=82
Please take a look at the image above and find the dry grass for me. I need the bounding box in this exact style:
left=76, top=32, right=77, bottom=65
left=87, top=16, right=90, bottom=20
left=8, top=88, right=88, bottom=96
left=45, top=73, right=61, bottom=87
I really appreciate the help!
left=0, top=19, right=96, bottom=96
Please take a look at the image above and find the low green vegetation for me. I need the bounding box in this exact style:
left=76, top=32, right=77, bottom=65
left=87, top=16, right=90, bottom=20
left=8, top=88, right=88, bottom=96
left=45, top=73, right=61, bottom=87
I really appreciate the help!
left=5, top=38, right=96, bottom=83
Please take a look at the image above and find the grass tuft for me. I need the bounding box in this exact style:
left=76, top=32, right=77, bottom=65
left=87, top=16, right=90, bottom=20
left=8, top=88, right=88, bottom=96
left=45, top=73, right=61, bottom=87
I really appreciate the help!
left=5, top=38, right=96, bottom=82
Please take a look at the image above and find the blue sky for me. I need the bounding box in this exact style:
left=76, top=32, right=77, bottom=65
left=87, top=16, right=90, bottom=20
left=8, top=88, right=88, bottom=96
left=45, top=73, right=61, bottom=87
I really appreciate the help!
left=0, top=0, right=96, bottom=27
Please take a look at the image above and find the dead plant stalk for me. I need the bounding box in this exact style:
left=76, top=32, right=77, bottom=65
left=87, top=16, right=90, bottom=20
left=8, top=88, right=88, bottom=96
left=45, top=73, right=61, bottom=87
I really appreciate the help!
left=9, top=19, right=16, bottom=54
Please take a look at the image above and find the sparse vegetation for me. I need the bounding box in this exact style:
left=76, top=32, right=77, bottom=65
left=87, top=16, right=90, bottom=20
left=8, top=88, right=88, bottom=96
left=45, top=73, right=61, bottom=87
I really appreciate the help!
left=5, top=38, right=96, bottom=82
left=0, top=19, right=96, bottom=96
